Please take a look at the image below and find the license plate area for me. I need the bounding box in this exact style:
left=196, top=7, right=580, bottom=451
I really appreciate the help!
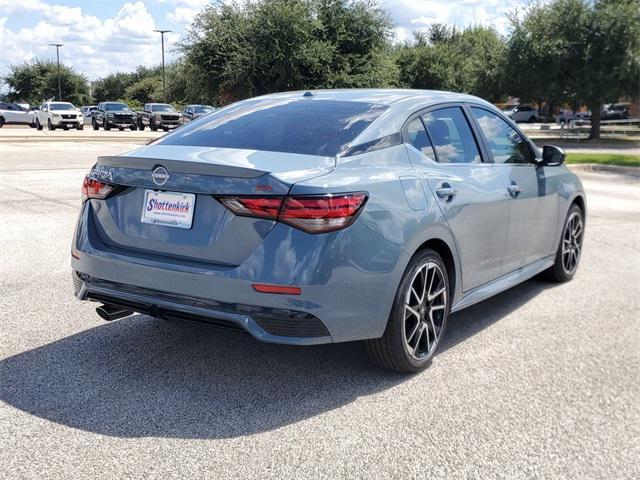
left=141, top=190, right=196, bottom=229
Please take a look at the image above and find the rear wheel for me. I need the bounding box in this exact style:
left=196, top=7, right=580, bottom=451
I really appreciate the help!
left=546, top=204, right=584, bottom=282
left=0, top=116, right=5, bottom=128
left=365, top=249, right=450, bottom=373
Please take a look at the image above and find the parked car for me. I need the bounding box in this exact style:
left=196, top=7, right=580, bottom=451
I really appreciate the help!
left=137, top=103, right=182, bottom=131
left=502, top=105, right=538, bottom=123
left=0, top=102, right=35, bottom=127
left=72, top=89, right=586, bottom=373
left=181, top=104, right=215, bottom=124
left=601, top=104, right=630, bottom=120
left=81, top=106, right=98, bottom=125
left=92, top=102, right=137, bottom=130
left=34, top=101, right=83, bottom=130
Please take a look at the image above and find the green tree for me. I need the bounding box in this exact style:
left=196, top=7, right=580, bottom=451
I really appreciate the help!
left=92, top=72, right=136, bottom=102
left=124, top=76, right=164, bottom=104
left=180, top=0, right=397, bottom=104
left=507, top=0, right=640, bottom=138
left=395, top=25, right=506, bottom=101
left=3, top=60, right=90, bottom=106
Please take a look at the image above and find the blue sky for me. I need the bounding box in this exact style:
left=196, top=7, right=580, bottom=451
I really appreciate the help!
left=0, top=0, right=532, bottom=80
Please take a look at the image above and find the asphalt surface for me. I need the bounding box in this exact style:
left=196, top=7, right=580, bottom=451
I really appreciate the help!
left=1, top=142, right=639, bottom=479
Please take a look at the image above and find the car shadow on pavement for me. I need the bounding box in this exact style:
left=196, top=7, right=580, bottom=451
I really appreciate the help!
left=0, top=277, right=556, bottom=439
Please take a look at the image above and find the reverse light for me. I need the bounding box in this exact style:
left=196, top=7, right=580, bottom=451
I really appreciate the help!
left=217, top=192, right=368, bottom=234
left=81, top=175, right=115, bottom=202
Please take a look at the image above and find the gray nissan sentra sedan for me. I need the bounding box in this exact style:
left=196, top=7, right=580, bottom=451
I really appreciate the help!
left=72, top=89, right=586, bottom=372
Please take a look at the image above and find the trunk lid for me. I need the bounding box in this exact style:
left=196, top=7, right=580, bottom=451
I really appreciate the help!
left=88, top=145, right=334, bottom=266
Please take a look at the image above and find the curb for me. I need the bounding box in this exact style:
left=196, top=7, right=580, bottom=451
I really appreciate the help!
left=0, top=134, right=160, bottom=144
left=568, top=163, right=640, bottom=177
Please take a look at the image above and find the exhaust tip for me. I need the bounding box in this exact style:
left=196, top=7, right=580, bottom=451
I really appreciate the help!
left=96, top=304, right=133, bottom=322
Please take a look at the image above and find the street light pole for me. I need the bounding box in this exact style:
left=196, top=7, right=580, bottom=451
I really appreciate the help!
left=49, top=43, right=63, bottom=101
left=154, top=30, right=172, bottom=102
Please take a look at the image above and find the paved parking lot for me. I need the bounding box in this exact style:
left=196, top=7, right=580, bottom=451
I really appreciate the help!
left=1, top=142, right=639, bottom=479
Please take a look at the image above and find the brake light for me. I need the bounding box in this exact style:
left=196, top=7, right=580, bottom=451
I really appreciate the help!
left=217, top=196, right=284, bottom=219
left=252, top=284, right=302, bottom=295
left=280, top=193, right=368, bottom=233
left=81, top=175, right=115, bottom=202
left=217, top=192, right=367, bottom=234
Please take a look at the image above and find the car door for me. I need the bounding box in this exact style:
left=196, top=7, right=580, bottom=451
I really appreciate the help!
left=469, top=106, right=558, bottom=272
left=403, top=105, right=510, bottom=292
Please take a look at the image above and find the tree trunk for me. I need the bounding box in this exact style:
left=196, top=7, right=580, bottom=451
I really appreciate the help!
left=588, top=101, right=601, bottom=140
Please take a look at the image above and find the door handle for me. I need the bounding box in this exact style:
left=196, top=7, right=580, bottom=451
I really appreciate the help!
left=435, top=183, right=457, bottom=200
left=507, top=183, right=522, bottom=198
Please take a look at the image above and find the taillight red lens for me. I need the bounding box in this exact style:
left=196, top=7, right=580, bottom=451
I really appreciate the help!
left=81, top=175, right=115, bottom=202
left=217, top=196, right=284, bottom=219
left=217, top=192, right=367, bottom=234
left=280, top=193, right=368, bottom=233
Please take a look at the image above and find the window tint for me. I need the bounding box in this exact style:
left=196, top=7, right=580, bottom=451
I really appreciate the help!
left=471, top=107, right=534, bottom=164
left=405, top=117, right=436, bottom=161
left=158, top=99, right=388, bottom=157
left=422, top=107, right=481, bottom=164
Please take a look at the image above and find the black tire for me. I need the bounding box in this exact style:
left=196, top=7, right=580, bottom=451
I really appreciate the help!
left=118, top=127, right=124, bottom=131
left=77, top=124, right=84, bottom=131
left=138, top=119, right=145, bottom=131
left=528, top=116, right=537, bottom=123
left=36, top=118, right=43, bottom=130
left=104, top=118, right=111, bottom=131
left=48, top=119, right=55, bottom=131
left=163, top=126, right=169, bottom=131
left=130, top=125, right=137, bottom=131
left=0, top=116, right=5, bottom=128
left=365, top=249, right=451, bottom=373
left=92, top=119, right=99, bottom=130
left=546, top=204, right=584, bottom=283
left=150, top=119, right=158, bottom=131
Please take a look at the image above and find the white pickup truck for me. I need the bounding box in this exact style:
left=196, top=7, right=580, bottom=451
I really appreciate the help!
left=34, top=101, right=84, bottom=130
left=0, top=102, right=35, bottom=128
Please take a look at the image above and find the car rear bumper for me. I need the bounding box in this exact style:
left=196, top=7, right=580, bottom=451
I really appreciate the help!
left=71, top=201, right=407, bottom=345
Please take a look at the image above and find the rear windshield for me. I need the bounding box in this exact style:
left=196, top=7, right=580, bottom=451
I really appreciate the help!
left=157, top=99, right=388, bottom=156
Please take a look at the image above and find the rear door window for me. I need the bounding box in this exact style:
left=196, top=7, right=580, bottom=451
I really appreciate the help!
left=157, top=99, right=388, bottom=157
left=422, top=107, right=482, bottom=164
left=405, top=117, right=436, bottom=162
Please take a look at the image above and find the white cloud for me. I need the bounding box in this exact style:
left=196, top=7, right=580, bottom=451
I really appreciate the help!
left=0, top=1, right=177, bottom=81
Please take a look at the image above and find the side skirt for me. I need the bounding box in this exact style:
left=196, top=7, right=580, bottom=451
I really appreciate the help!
left=451, top=255, right=555, bottom=313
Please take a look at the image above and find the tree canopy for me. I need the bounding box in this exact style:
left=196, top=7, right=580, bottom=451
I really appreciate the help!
left=3, top=60, right=90, bottom=106
left=1, top=0, right=638, bottom=140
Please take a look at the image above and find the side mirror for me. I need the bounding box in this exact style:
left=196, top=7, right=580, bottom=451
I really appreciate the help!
left=542, top=145, right=565, bottom=166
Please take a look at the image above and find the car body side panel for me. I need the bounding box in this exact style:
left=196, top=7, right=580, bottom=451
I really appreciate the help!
left=493, top=164, right=559, bottom=270
left=288, top=144, right=464, bottom=308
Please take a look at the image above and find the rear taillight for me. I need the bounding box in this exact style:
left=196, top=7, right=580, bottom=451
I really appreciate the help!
left=217, top=192, right=367, bottom=234
left=81, top=175, right=115, bottom=202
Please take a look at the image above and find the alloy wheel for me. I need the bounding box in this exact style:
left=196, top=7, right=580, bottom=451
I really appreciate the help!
left=403, top=261, right=447, bottom=360
left=562, top=211, right=583, bottom=275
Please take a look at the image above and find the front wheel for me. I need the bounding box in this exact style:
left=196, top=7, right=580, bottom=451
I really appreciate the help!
left=77, top=124, right=84, bottom=131
left=92, top=119, right=99, bottom=130
left=47, top=119, right=55, bottom=131
left=365, top=249, right=450, bottom=373
left=546, top=204, right=584, bottom=282
left=36, top=118, right=43, bottom=130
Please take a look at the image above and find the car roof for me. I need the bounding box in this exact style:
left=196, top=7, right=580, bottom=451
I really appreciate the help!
left=250, top=89, right=496, bottom=146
